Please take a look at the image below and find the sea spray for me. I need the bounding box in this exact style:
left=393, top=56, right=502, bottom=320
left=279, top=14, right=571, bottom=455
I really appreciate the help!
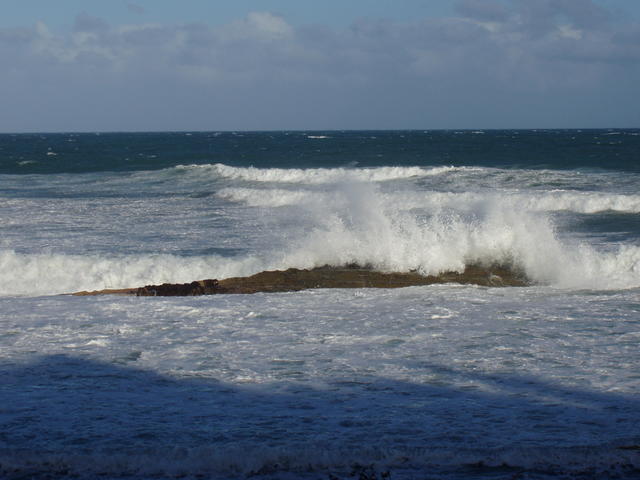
left=280, top=180, right=561, bottom=280
left=3, top=172, right=639, bottom=295
left=218, top=177, right=640, bottom=290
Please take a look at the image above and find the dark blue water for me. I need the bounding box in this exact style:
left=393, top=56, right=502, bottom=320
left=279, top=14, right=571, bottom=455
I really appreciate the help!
left=1, top=129, right=639, bottom=174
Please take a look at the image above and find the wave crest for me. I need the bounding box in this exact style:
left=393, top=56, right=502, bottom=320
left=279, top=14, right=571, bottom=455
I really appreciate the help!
left=176, top=163, right=462, bottom=184
left=3, top=181, right=640, bottom=296
left=217, top=186, right=640, bottom=214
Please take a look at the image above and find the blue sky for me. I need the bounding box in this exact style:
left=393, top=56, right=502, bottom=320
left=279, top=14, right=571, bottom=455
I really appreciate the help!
left=1, top=0, right=639, bottom=131
left=1, top=1, right=454, bottom=29
left=2, top=0, right=639, bottom=29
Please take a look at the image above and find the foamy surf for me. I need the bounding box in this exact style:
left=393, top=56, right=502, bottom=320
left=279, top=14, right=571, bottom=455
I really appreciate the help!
left=276, top=185, right=640, bottom=290
left=217, top=186, right=640, bottom=214
left=2, top=194, right=639, bottom=296
left=0, top=250, right=266, bottom=296
left=217, top=187, right=313, bottom=207
left=176, top=163, right=464, bottom=184
left=3, top=163, right=640, bottom=296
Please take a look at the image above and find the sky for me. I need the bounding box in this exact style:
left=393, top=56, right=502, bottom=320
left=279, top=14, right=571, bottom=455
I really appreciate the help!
left=1, top=0, right=639, bottom=132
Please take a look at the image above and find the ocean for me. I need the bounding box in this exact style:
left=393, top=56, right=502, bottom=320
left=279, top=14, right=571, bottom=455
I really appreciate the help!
left=0, top=130, right=639, bottom=479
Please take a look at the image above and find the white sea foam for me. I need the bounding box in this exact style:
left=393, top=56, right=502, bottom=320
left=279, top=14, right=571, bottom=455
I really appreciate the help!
left=402, top=190, right=640, bottom=214
left=216, top=187, right=313, bottom=207
left=2, top=285, right=639, bottom=479
left=269, top=183, right=640, bottom=289
left=0, top=250, right=266, bottom=296
left=515, top=190, right=640, bottom=213
left=2, top=185, right=640, bottom=296
left=177, top=163, right=462, bottom=184
left=218, top=186, right=640, bottom=214
left=2, top=164, right=639, bottom=296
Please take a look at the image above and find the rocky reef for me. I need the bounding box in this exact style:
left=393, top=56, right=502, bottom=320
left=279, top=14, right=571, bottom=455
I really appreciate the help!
left=73, top=264, right=529, bottom=296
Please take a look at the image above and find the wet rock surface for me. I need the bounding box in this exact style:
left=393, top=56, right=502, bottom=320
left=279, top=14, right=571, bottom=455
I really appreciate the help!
left=73, top=264, right=529, bottom=296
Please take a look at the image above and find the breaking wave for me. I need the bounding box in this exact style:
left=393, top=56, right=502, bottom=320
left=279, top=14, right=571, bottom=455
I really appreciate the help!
left=217, top=186, right=640, bottom=214
left=2, top=183, right=639, bottom=296
left=217, top=187, right=312, bottom=207
left=2, top=163, right=639, bottom=296
left=271, top=182, right=640, bottom=290
left=0, top=250, right=266, bottom=297
left=176, top=163, right=464, bottom=184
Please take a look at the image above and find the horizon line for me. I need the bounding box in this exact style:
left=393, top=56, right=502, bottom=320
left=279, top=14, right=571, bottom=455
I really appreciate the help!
left=2, top=127, right=639, bottom=135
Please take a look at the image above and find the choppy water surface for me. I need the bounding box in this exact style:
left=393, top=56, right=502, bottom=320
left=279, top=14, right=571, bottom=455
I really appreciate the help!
left=1, top=130, right=639, bottom=479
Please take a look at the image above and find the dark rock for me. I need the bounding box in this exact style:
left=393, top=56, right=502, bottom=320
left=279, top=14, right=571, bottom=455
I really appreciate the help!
left=136, top=279, right=221, bottom=296
left=111, top=264, right=528, bottom=297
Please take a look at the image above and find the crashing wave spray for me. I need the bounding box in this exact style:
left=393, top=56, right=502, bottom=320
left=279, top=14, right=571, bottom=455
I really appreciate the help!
left=279, top=181, right=640, bottom=290
left=2, top=165, right=639, bottom=296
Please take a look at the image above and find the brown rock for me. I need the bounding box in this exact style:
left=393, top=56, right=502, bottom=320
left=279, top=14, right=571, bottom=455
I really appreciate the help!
left=87, top=263, right=526, bottom=297
left=72, top=264, right=528, bottom=296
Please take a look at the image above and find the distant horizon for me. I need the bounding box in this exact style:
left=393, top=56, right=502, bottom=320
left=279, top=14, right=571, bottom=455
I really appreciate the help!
left=2, top=126, right=639, bottom=135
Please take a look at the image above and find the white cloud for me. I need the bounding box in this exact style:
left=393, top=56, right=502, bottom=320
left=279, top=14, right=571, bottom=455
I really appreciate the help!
left=1, top=2, right=639, bottom=131
left=246, top=11, right=293, bottom=38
